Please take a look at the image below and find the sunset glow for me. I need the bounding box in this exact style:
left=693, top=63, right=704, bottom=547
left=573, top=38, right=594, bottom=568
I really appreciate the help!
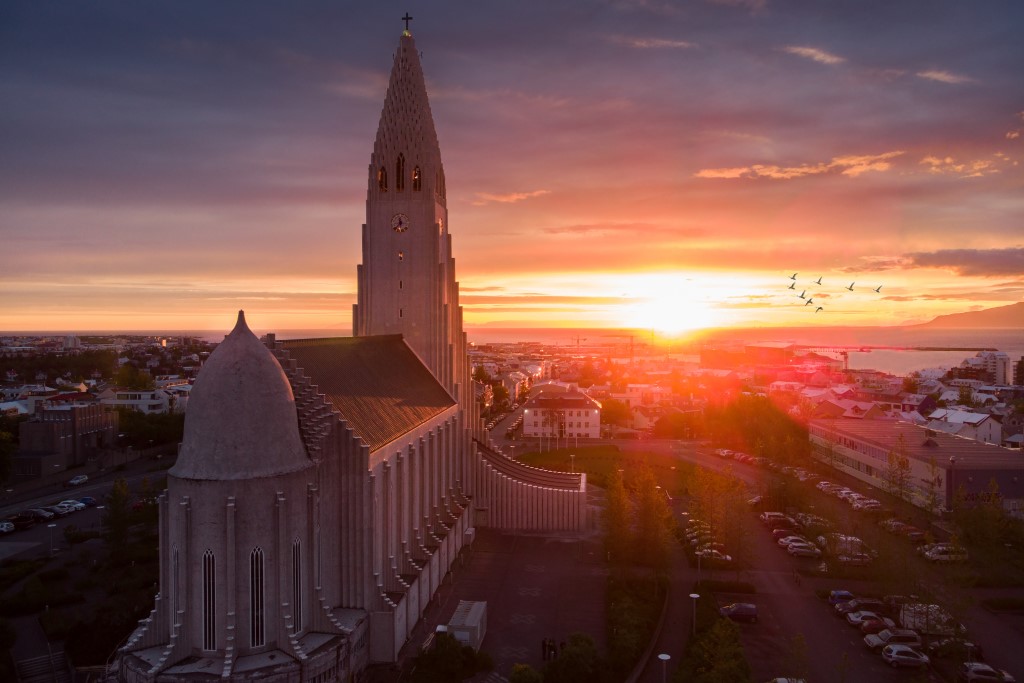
left=2, top=3, right=1022, bottom=333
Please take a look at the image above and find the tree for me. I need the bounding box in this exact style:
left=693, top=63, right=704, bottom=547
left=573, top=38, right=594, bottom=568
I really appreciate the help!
left=679, top=618, right=750, bottom=683
left=103, top=478, right=132, bottom=562
left=884, top=434, right=913, bottom=504
left=957, top=385, right=975, bottom=408
left=633, top=463, right=671, bottom=571
left=0, top=430, right=15, bottom=484
left=114, top=363, right=155, bottom=390
left=510, top=664, right=543, bottom=683
left=542, top=632, right=603, bottom=683
left=603, top=469, right=630, bottom=565
left=491, top=383, right=510, bottom=411
left=472, top=365, right=491, bottom=383
left=601, top=399, right=630, bottom=435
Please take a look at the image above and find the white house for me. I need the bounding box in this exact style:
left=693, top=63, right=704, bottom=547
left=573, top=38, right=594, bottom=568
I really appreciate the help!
left=927, top=409, right=1002, bottom=444
left=522, top=391, right=602, bottom=440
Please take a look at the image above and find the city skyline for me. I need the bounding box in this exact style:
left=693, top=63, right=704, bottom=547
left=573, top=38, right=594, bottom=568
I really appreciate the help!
left=2, top=2, right=1023, bottom=334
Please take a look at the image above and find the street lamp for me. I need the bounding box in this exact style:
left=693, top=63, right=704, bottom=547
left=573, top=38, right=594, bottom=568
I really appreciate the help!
left=570, top=453, right=575, bottom=474
left=657, top=653, right=671, bottom=683
left=47, top=523, right=57, bottom=556
left=689, top=593, right=700, bottom=637
left=948, top=455, right=957, bottom=513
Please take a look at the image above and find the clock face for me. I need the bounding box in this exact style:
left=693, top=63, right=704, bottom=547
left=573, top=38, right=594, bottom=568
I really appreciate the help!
left=391, top=213, right=410, bottom=233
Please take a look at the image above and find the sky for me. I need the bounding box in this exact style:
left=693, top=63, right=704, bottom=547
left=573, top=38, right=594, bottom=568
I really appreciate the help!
left=2, top=1, right=1023, bottom=335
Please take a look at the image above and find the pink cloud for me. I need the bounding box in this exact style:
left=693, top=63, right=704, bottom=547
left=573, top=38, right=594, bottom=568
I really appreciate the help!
left=471, top=189, right=551, bottom=206
left=916, top=70, right=974, bottom=85
left=782, top=46, right=846, bottom=65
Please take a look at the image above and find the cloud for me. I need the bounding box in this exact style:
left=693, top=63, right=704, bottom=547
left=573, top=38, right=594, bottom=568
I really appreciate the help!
left=838, top=256, right=909, bottom=273
left=1007, top=130, right=1021, bottom=140
left=781, top=46, right=846, bottom=65
left=904, top=248, right=1024, bottom=276
left=696, top=151, right=903, bottom=180
left=920, top=155, right=1000, bottom=178
left=916, top=70, right=974, bottom=85
left=709, top=0, right=768, bottom=10
left=609, top=35, right=696, bottom=49
left=543, top=222, right=706, bottom=236
left=471, top=189, right=550, bottom=205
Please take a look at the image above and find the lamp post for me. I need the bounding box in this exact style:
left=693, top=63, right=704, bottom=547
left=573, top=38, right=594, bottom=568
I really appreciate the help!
left=47, top=523, right=57, bottom=556
left=570, top=453, right=575, bottom=474
left=689, top=593, right=700, bottom=637
left=657, top=653, right=671, bottom=683
left=948, top=455, right=957, bottom=513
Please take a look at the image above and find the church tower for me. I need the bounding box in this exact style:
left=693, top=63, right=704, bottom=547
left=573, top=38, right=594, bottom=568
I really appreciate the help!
left=353, top=26, right=472, bottom=419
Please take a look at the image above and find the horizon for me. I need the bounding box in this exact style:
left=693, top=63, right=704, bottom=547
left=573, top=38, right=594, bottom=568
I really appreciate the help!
left=2, top=3, right=1023, bottom=332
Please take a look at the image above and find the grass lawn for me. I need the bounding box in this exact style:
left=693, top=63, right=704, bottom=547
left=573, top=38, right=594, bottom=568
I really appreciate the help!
left=519, top=445, right=690, bottom=494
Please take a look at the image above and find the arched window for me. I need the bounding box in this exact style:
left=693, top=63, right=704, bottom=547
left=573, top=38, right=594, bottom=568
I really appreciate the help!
left=250, top=547, right=265, bottom=647
left=292, top=540, right=302, bottom=634
left=377, top=167, right=388, bottom=192
left=412, top=166, right=422, bottom=191
left=396, top=154, right=405, bottom=191
left=172, top=547, right=180, bottom=616
left=202, top=550, right=216, bottom=651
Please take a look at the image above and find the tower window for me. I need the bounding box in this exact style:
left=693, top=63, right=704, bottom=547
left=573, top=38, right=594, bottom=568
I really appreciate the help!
left=399, top=280, right=403, bottom=289
left=399, top=308, right=403, bottom=318
left=396, top=154, right=405, bottom=191
left=412, top=166, right=422, bottom=191
left=292, top=540, right=302, bottom=635
left=250, top=547, right=265, bottom=647
left=398, top=251, right=404, bottom=261
left=203, top=550, right=216, bottom=651
left=377, top=167, right=388, bottom=192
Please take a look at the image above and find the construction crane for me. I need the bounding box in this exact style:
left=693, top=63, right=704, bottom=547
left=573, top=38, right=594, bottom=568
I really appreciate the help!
left=569, top=336, right=587, bottom=352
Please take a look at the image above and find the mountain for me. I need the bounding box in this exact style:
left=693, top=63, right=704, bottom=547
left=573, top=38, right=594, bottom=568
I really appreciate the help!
left=915, top=301, right=1024, bottom=329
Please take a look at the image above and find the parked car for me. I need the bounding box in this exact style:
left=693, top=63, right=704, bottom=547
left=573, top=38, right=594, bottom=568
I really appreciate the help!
left=42, top=504, right=73, bottom=517
left=720, top=603, right=758, bottom=623
left=696, top=549, right=733, bottom=563
left=771, top=528, right=799, bottom=541
left=926, top=546, right=969, bottom=563
left=66, top=474, right=89, bottom=486
left=78, top=496, right=98, bottom=507
left=846, top=610, right=885, bottom=627
left=927, top=637, right=982, bottom=661
left=865, top=628, right=923, bottom=652
left=0, top=521, right=15, bottom=535
left=836, top=552, right=874, bottom=566
left=26, top=508, right=54, bottom=521
left=881, top=644, right=930, bottom=668
left=787, top=542, right=822, bottom=558
left=58, top=499, right=86, bottom=511
left=836, top=598, right=885, bottom=617
left=828, top=590, right=855, bottom=606
left=860, top=616, right=897, bottom=635
left=958, top=662, right=1015, bottom=682
left=6, top=513, right=36, bottom=530
left=777, top=535, right=807, bottom=547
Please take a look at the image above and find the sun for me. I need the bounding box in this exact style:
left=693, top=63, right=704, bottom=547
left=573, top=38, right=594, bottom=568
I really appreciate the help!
left=621, top=275, right=724, bottom=335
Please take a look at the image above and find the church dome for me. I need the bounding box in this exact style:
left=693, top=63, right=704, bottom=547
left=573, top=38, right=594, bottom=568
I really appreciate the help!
left=170, top=311, right=310, bottom=481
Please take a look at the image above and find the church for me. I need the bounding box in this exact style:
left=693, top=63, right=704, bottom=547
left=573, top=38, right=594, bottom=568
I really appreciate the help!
left=116, top=24, right=587, bottom=683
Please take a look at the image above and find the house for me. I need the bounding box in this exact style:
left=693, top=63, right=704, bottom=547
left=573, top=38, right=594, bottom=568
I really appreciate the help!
left=522, top=391, right=602, bottom=440
left=98, top=387, right=172, bottom=414
left=927, top=409, right=1002, bottom=444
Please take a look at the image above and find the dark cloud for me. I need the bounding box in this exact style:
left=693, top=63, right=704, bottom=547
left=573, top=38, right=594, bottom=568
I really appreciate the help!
left=904, top=248, right=1024, bottom=276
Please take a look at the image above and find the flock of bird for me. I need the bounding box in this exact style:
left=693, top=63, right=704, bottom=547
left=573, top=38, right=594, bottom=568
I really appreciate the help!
left=787, top=273, right=883, bottom=315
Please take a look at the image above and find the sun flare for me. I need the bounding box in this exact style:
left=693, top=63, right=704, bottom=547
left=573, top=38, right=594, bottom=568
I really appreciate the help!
left=622, top=275, right=724, bottom=335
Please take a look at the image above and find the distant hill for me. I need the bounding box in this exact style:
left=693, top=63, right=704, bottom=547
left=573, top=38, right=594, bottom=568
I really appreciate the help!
left=915, top=301, right=1024, bottom=329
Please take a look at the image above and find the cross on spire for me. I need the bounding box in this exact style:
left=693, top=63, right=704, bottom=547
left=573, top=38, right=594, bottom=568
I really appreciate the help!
left=402, top=13, right=413, bottom=31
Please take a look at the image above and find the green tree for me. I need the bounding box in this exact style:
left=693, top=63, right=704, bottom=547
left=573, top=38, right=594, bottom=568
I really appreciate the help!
left=543, top=632, right=603, bottom=683
left=601, top=399, right=630, bottom=435
left=510, top=663, right=543, bottom=683
left=472, top=365, right=491, bottom=383
left=103, top=478, right=132, bottom=562
left=884, top=434, right=913, bottom=504
left=603, top=469, right=630, bottom=565
left=633, top=463, right=671, bottom=571
left=114, top=364, right=155, bottom=390
left=680, top=618, right=751, bottom=683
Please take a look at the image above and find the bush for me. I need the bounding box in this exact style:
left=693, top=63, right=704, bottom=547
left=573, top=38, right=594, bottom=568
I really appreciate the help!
left=38, top=567, right=69, bottom=582
left=411, top=633, right=490, bottom=682
left=0, top=576, right=84, bottom=616
left=39, top=608, right=78, bottom=640
left=0, top=558, right=45, bottom=586
left=606, top=574, right=665, bottom=677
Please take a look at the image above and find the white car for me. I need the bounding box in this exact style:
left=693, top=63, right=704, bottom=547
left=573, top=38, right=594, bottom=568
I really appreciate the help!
left=67, top=474, right=89, bottom=486
left=881, top=644, right=929, bottom=668
left=846, top=610, right=884, bottom=627
left=58, top=499, right=86, bottom=511
left=787, top=542, right=821, bottom=558
left=777, top=535, right=806, bottom=547
left=959, top=662, right=1016, bottom=682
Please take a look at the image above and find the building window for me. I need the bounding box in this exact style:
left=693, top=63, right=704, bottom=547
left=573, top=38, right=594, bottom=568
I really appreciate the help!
left=399, top=280, right=403, bottom=289
left=398, top=251, right=404, bottom=261
left=377, top=167, right=388, bottom=191
left=396, top=154, right=405, bottom=191
left=172, top=547, right=180, bottom=616
left=399, top=308, right=403, bottom=318
left=250, top=547, right=265, bottom=647
left=292, top=540, right=302, bottom=634
left=413, top=166, right=422, bottom=191
left=203, top=550, right=216, bottom=651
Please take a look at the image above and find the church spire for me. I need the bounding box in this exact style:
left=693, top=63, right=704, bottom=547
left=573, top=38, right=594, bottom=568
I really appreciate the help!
left=369, top=29, right=444, bottom=203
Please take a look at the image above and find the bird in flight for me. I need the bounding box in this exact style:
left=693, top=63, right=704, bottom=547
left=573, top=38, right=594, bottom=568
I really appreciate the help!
left=805, top=298, right=815, bottom=306
left=846, top=282, right=855, bottom=291
left=789, top=273, right=797, bottom=280
left=798, top=290, right=806, bottom=299
left=813, top=276, right=823, bottom=285
left=815, top=306, right=823, bottom=313
left=788, top=282, right=796, bottom=290
left=874, top=285, right=883, bottom=293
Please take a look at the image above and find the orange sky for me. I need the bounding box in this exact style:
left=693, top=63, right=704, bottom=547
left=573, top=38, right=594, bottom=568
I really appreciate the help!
left=2, top=3, right=1023, bottom=334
